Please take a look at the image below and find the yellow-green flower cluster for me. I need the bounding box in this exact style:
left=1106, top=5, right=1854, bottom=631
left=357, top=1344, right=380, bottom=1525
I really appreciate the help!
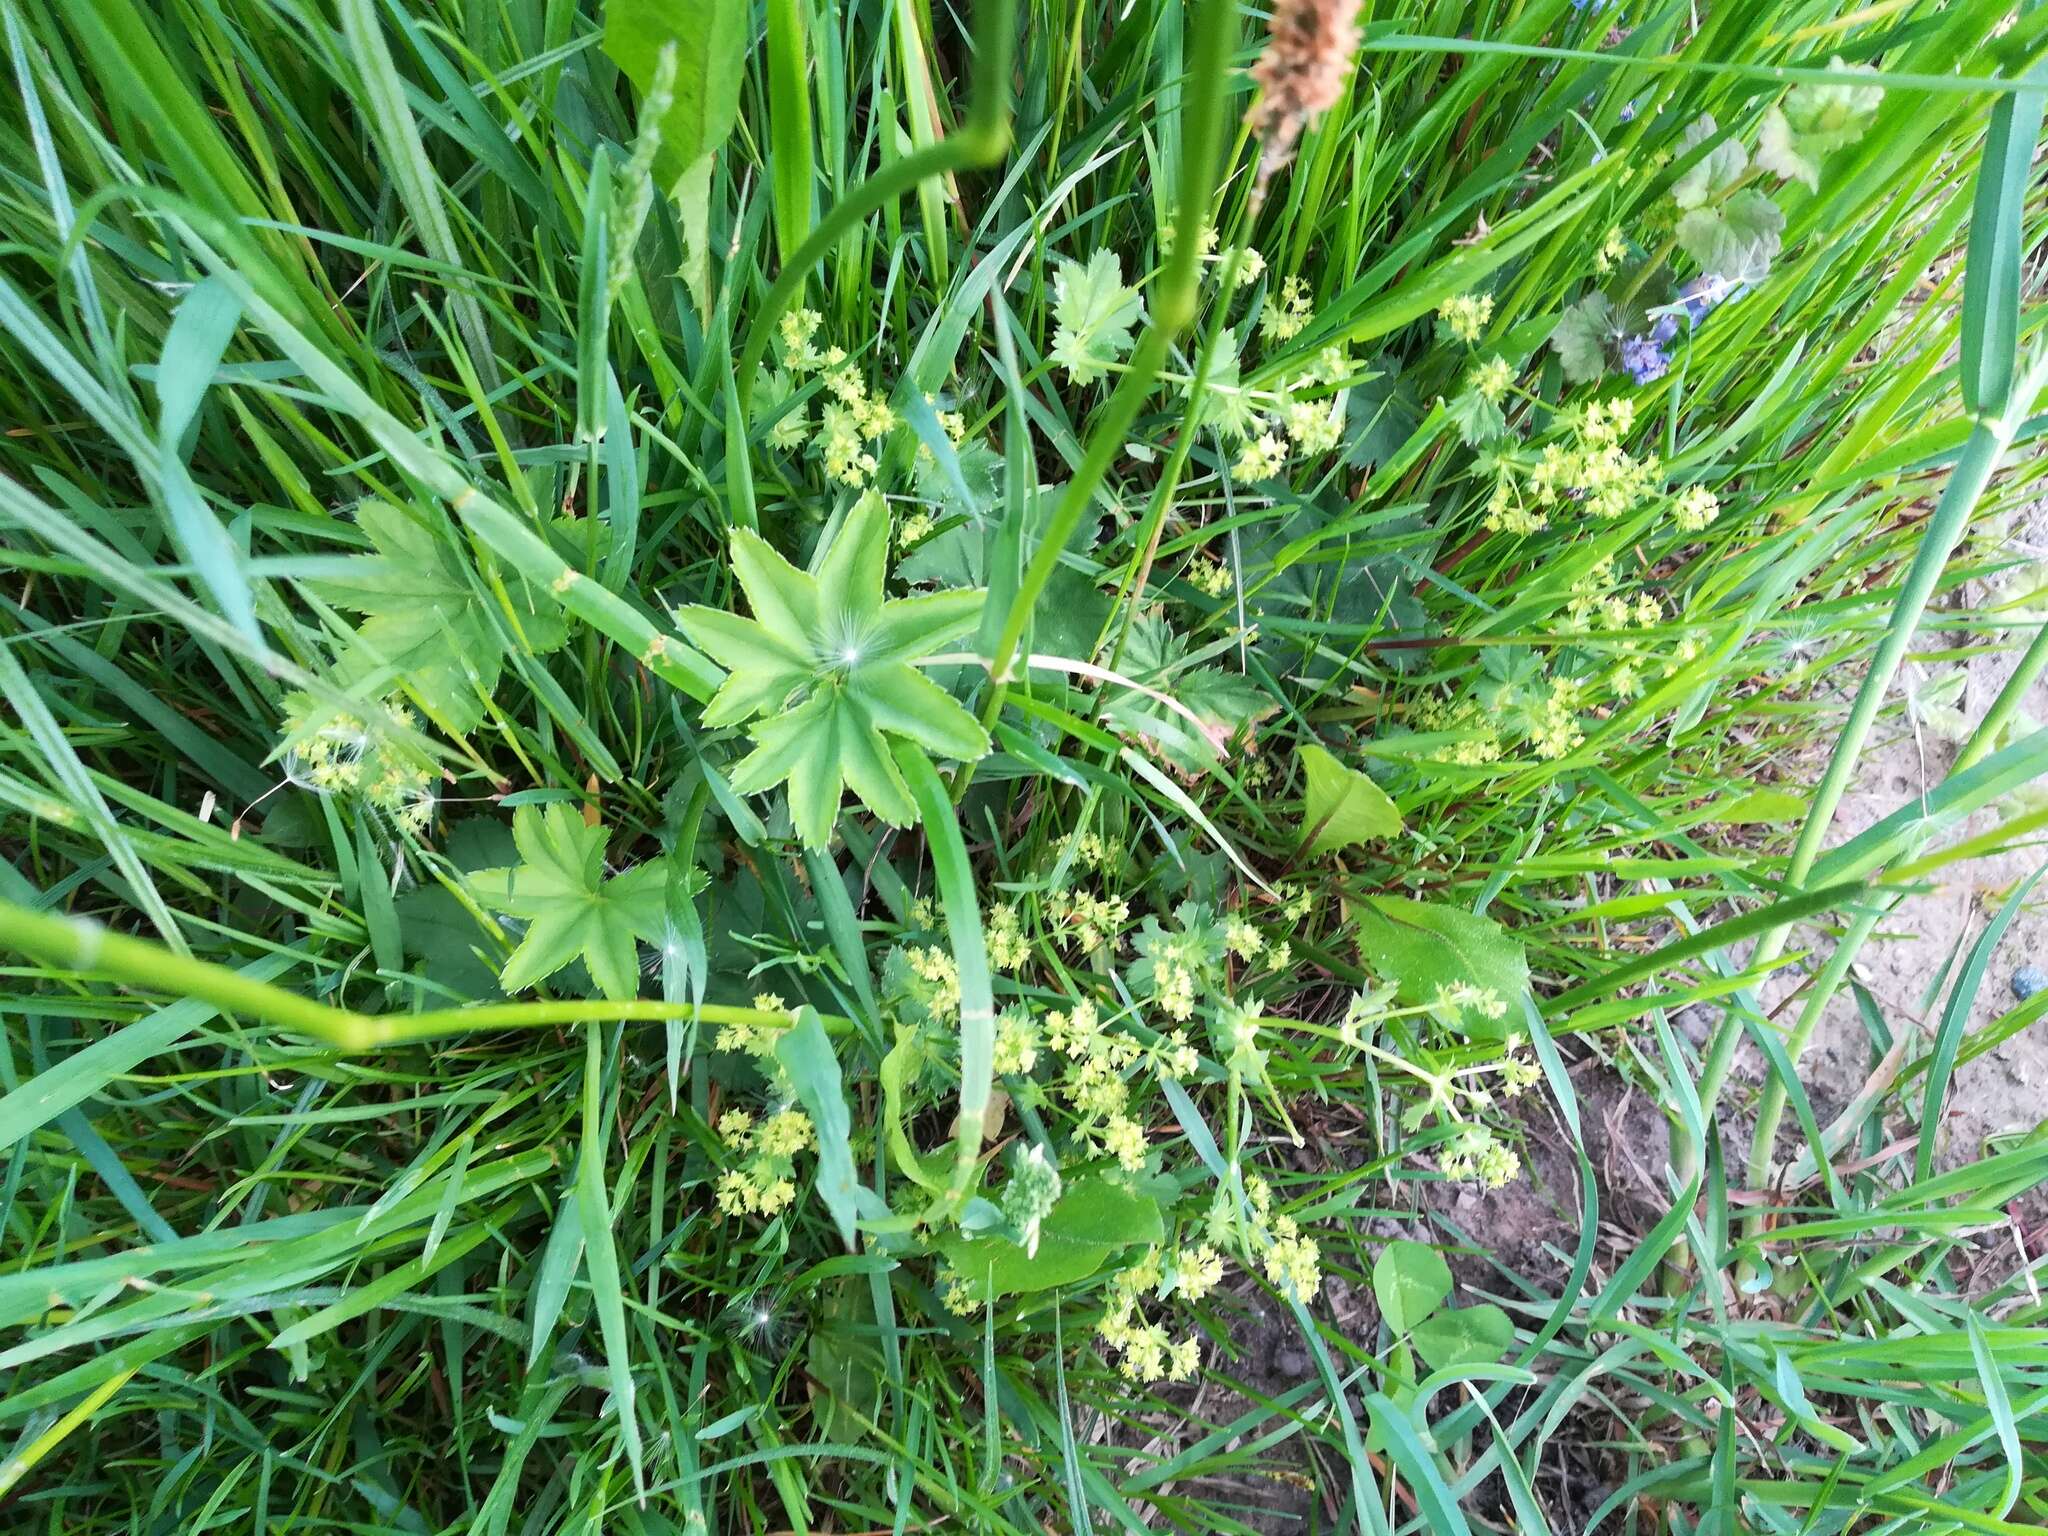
left=279, top=695, right=436, bottom=834
left=1279, top=395, right=1344, bottom=454
left=714, top=993, right=796, bottom=1058
left=1232, top=431, right=1288, bottom=481
left=1159, top=215, right=1220, bottom=260
left=1484, top=397, right=1667, bottom=535
left=1529, top=675, right=1586, bottom=761
left=993, top=1009, right=1040, bottom=1074
left=1499, top=1036, right=1542, bottom=1097
left=1674, top=483, right=1721, bottom=532
left=908, top=394, right=970, bottom=479
left=1468, top=355, right=1515, bottom=404
left=1241, top=1175, right=1324, bottom=1301
left=1439, top=292, right=1494, bottom=344
left=1037, top=993, right=1196, bottom=1169
left=1197, top=307, right=1349, bottom=485
left=896, top=510, right=934, bottom=549
left=986, top=902, right=1029, bottom=972
left=714, top=1106, right=815, bottom=1218
left=1439, top=1123, right=1520, bottom=1190
left=1057, top=828, right=1125, bottom=874
left=1048, top=887, right=1130, bottom=953
left=1147, top=935, right=1201, bottom=1021
left=1187, top=557, right=1234, bottom=598
left=1432, top=981, right=1508, bottom=1023
left=1097, top=1249, right=1204, bottom=1383
left=765, top=308, right=897, bottom=487
left=1593, top=226, right=1629, bottom=276
left=1565, top=557, right=1662, bottom=632
left=1412, top=695, right=1505, bottom=767
left=1260, top=275, right=1314, bottom=341
left=903, top=945, right=962, bottom=1023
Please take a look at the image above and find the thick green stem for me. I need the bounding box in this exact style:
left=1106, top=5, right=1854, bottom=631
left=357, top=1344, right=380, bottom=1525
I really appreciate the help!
left=975, top=0, right=1238, bottom=726
left=0, top=897, right=848, bottom=1052
left=1740, top=515, right=2048, bottom=1229
left=895, top=743, right=995, bottom=1215
left=1956, top=617, right=2048, bottom=775
left=734, top=0, right=1018, bottom=417
left=1702, top=376, right=2041, bottom=1256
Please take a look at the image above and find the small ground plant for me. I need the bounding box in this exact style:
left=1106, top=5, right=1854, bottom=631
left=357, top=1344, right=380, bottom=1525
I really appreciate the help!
left=2, top=0, right=2048, bottom=1531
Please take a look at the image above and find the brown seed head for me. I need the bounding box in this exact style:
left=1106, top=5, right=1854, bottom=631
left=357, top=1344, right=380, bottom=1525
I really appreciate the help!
left=1246, top=0, right=1364, bottom=207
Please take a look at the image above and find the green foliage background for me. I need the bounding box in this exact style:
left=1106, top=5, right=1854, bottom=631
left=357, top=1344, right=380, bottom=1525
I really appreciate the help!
left=2, top=0, right=2047, bottom=1530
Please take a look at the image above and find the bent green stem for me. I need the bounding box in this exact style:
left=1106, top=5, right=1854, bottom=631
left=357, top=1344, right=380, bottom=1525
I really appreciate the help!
left=734, top=0, right=1019, bottom=418
left=0, top=896, right=849, bottom=1052
left=1699, top=359, right=2046, bottom=1284
left=970, top=0, right=1239, bottom=764
left=895, top=742, right=995, bottom=1220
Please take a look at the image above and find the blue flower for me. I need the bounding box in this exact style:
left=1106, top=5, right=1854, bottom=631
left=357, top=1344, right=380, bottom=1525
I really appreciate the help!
left=1620, top=333, right=1669, bottom=384
left=1679, top=274, right=1742, bottom=325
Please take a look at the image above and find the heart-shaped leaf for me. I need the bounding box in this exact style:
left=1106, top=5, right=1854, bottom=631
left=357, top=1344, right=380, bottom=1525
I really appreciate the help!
left=1373, top=1240, right=1451, bottom=1335
left=935, top=1176, right=1162, bottom=1301
left=1411, top=1303, right=1515, bottom=1372
left=1298, top=743, right=1403, bottom=857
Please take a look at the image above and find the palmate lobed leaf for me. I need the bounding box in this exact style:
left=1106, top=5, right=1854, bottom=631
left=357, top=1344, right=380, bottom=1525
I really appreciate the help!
left=675, top=494, right=990, bottom=847
left=309, top=501, right=569, bottom=733
left=1049, top=250, right=1144, bottom=385
left=1549, top=292, right=1618, bottom=384
left=467, top=805, right=683, bottom=1000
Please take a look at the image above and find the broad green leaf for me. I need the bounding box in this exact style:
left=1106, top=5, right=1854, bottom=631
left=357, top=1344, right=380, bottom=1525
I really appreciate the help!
left=310, top=501, right=568, bottom=733
left=1444, top=384, right=1506, bottom=446
left=1549, top=292, right=1616, bottom=384
left=907, top=436, right=1004, bottom=528
left=1410, top=1303, right=1515, bottom=1372
left=936, top=1176, right=1162, bottom=1301
left=1675, top=189, right=1783, bottom=284
left=1755, top=59, right=1883, bottom=192
left=806, top=1278, right=883, bottom=1441
left=1343, top=363, right=1423, bottom=469
left=674, top=493, right=988, bottom=847
left=468, top=805, right=679, bottom=1000
left=1298, top=743, right=1403, bottom=857
left=1101, top=613, right=1270, bottom=774
left=601, top=0, right=747, bottom=192
left=1709, top=787, right=1808, bottom=825
left=1049, top=251, right=1144, bottom=385
left=394, top=818, right=517, bottom=998
left=1671, top=113, right=1748, bottom=209
left=1356, top=895, right=1529, bottom=1035
left=775, top=1008, right=874, bottom=1248
left=1373, top=1240, right=1451, bottom=1334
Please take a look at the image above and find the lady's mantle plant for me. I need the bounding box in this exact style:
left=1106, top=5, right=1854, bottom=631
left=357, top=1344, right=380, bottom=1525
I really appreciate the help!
left=672, top=492, right=990, bottom=848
